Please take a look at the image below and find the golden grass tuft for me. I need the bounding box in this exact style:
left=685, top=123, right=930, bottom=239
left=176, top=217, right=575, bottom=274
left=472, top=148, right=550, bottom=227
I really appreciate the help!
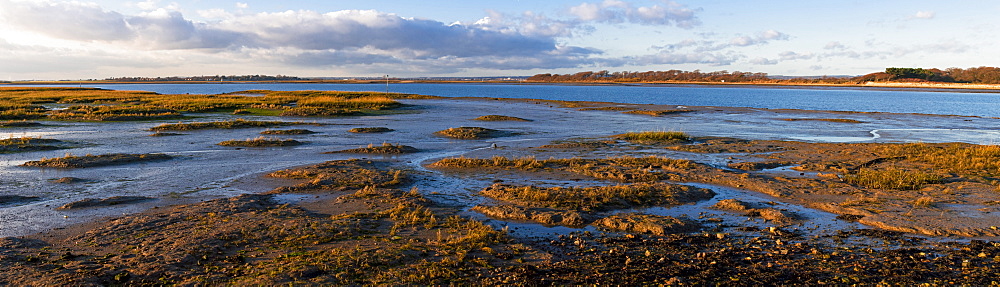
left=614, top=131, right=691, bottom=143
left=842, top=167, right=942, bottom=190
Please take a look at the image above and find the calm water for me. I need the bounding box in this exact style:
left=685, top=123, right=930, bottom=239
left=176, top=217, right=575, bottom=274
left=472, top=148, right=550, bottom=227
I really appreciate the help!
left=18, top=83, right=1000, bottom=117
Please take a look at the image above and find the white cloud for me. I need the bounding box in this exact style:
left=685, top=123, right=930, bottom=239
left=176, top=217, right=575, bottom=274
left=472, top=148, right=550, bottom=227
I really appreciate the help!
left=236, top=2, right=249, bottom=9
left=912, top=11, right=935, bottom=20
left=749, top=57, right=778, bottom=65
left=824, top=41, right=846, bottom=50
left=567, top=0, right=700, bottom=28
left=730, top=30, right=789, bottom=46
left=778, top=51, right=814, bottom=61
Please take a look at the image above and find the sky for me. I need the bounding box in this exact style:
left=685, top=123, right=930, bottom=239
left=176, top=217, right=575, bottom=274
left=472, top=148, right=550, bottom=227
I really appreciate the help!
left=1, top=0, right=998, bottom=80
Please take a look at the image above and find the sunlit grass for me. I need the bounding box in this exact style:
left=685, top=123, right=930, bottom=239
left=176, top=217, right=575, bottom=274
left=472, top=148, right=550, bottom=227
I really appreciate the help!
left=842, top=167, right=942, bottom=190
left=614, top=131, right=691, bottom=143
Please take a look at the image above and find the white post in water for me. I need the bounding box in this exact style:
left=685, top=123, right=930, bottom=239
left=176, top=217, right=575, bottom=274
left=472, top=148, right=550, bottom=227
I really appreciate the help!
left=385, top=75, right=389, bottom=93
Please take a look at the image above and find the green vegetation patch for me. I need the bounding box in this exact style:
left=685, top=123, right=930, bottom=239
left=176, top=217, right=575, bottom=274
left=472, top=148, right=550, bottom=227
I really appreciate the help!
left=150, top=119, right=313, bottom=131
left=433, top=155, right=695, bottom=183
left=435, top=127, right=508, bottom=140
left=349, top=127, right=394, bottom=133
left=480, top=182, right=714, bottom=212
left=278, top=107, right=362, bottom=117
left=218, top=137, right=303, bottom=147
left=614, top=131, right=691, bottom=143
left=326, top=143, right=419, bottom=154
left=260, top=129, right=316, bottom=135
left=0, top=137, right=67, bottom=153
left=472, top=115, right=532, bottom=122
left=21, top=153, right=173, bottom=168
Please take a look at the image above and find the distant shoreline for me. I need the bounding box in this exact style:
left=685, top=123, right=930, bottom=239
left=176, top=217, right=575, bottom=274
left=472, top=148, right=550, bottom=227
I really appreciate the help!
left=5, top=79, right=1000, bottom=92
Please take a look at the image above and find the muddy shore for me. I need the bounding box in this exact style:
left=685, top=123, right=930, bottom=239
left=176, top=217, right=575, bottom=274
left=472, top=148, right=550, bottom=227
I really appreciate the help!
left=3, top=92, right=1000, bottom=285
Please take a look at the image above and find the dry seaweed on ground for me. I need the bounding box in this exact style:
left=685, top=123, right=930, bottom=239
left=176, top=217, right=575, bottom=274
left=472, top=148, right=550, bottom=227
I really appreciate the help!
left=614, top=131, right=691, bottom=143
left=781, top=118, right=865, bottom=123
left=592, top=213, right=702, bottom=235
left=50, top=177, right=88, bottom=184
left=0, top=137, right=66, bottom=153
left=260, top=129, right=316, bottom=135
left=325, top=143, right=419, bottom=154
left=218, top=137, right=303, bottom=147
left=434, top=127, right=509, bottom=140
left=471, top=204, right=587, bottom=227
left=472, top=115, right=532, bottom=122
left=57, top=196, right=155, bottom=209
left=535, top=140, right=615, bottom=149
left=149, top=118, right=314, bottom=131
left=480, top=182, right=714, bottom=212
left=348, top=127, right=394, bottom=133
left=267, top=159, right=406, bottom=193
left=577, top=106, right=631, bottom=111
left=148, top=132, right=184, bottom=137
left=711, top=199, right=799, bottom=225
left=622, top=109, right=694, bottom=117
left=21, top=153, right=172, bottom=168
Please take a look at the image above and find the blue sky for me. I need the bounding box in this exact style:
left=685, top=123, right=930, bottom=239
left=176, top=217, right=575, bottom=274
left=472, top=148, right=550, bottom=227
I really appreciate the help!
left=0, top=0, right=997, bottom=80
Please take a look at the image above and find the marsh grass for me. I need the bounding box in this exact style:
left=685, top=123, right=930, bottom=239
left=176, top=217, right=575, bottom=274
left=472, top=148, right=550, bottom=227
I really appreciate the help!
left=278, top=107, right=361, bottom=117
left=433, top=155, right=694, bottom=182
left=349, top=127, right=394, bottom=133
left=0, top=120, right=41, bottom=127
left=326, top=143, right=419, bottom=154
left=150, top=119, right=313, bottom=131
left=47, top=105, right=181, bottom=121
left=614, top=131, right=691, bottom=143
left=435, top=127, right=506, bottom=140
left=622, top=109, right=695, bottom=117
left=480, top=182, right=713, bottom=212
left=472, top=115, right=532, bottom=122
left=267, top=159, right=406, bottom=192
left=218, top=136, right=302, bottom=147
left=577, top=106, right=631, bottom=111
left=260, top=129, right=316, bottom=135
left=842, top=167, right=943, bottom=190
left=0, top=137, right=64, bottom=153
left=21, top=153, right=172, bottom=168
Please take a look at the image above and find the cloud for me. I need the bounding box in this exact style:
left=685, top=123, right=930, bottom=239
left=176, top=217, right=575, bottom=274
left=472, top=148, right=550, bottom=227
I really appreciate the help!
left=730, top=30, right=789, bottom=46
left=0, top=0, right=133, bottom=41
left=236, top=2, right=249, bottom=9
left=823, top=41, right=846, bottom=50
left=749, top=57, right=778, bottom=65
left=629, top=51, right=741, bottom=66
left=567, top=0, right=700, bottom=28
left=911, top=11, right=935, bottom=20
left=778, top=51, right=814, bottom=61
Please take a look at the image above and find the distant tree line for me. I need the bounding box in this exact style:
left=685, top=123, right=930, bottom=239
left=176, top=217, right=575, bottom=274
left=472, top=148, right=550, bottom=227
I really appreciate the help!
left=530, top=67, right=1000, bottom=85
left=856, top=67, right=1000, bottom=84
left=527, top=70, right=771, bottom=83
left=105, top=75, right=302, bottom=82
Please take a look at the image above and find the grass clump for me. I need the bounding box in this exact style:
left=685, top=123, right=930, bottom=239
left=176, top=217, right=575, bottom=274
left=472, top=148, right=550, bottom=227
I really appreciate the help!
left=615, top=131, right=691, bottom=143
left=435, top=127, right=506, bottom=140
left=0, top=120, right=41, bottom=127
left=782, top=118, right=865, bottom=123
left=433, top=155, right=695, bottom=183
left=472, top=115, right=532, bottom=122
left=278, top=107, right=361, bottom=117
left=150, top=119, right=312, bottom=131
left=0, top=137, right=65, bottom=153
left=260, top=129, right=316, bottom=135
left=622, top=109, right=694, bottom=117
left=842, top=168, right=943, bottom=190
left=480, top=182, right=713, bottom=212
left=326, top=143, right=419, bottom=154
left=21, top=153, right=172, bottom=168
left=349, top=127, right=394, bottom=133
left=218, top=137, right=302, bottom=147
left=267, top=159, right=405, bottom=192
left=47, top=105, right=181, bottom=121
